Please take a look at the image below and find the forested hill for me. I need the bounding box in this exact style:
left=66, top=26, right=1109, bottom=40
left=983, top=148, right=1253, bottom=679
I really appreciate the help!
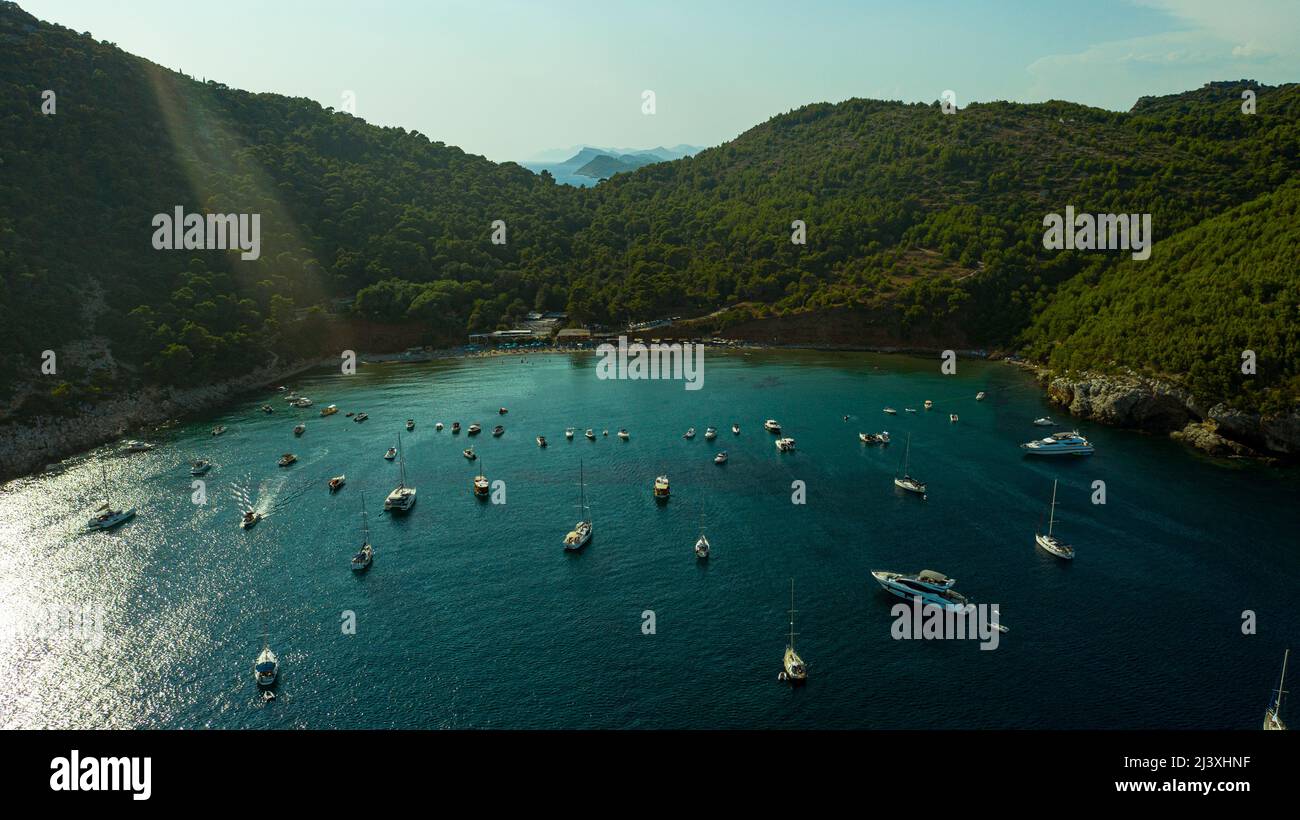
left=2, top=0, right=1298, bottom=420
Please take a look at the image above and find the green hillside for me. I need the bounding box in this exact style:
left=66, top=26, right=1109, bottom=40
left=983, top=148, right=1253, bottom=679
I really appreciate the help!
left=2, top=0, right=1298, bottom=419
left=1021, top=179, right=1300, bottom=413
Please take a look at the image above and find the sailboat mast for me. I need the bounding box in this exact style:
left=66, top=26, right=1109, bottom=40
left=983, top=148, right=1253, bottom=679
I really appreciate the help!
left=1048, top=479, right=1058, bottom=536
left=397, top=431, right=406, bottom=487
left=360, top=492, right=369, bottom=541
left=1279, top=649, right=1290, bottom=709
left=788, top=579, right=797, bottom=649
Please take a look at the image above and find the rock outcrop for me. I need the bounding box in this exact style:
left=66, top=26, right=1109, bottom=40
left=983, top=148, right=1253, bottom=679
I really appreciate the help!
left=1037, top=369, right=1298, bottom=462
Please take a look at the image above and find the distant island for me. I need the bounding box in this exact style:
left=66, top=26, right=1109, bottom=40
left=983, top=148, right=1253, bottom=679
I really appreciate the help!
left=520, top=145, right=703, bottom=185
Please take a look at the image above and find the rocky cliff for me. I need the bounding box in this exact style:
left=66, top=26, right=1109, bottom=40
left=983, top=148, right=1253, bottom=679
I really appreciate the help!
left=1038, top=370, right=1299, bottom=462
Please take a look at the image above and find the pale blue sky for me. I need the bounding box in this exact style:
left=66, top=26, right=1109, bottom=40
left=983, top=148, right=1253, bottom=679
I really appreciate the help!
left=22, top=0, right=1300, bottom=162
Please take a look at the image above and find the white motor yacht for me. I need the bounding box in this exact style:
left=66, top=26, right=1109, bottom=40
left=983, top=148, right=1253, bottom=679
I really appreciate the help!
left=1021, top=431, right=1094, bottom=457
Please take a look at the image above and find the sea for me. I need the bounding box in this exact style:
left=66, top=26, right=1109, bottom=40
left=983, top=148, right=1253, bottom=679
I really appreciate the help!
left=1, top=350, right=1296, bottom=728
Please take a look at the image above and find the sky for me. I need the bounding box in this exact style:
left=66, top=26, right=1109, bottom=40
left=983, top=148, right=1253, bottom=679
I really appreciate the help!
left=20, top=0, right=1300, bottom=162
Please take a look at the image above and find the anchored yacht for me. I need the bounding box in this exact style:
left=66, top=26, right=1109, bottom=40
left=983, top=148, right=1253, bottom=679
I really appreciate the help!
left=1035, top=479, right=1075, bottom=559
left=1021, top=431, right=1094, bottom=457
left=563, top=461, right=593, bottom=551
left=764, top=419, right=782, bottom=433
left=780, top=580, right=807, bottom=684
left=1264, top=649, right=1289, bottom=730
left=351, top=494, right=373, bottom=571
left=653, top=475, right=670, bottom=500
left=870, top=569, right=967, bottom=609
left=384, top=432, right=416, bottom=512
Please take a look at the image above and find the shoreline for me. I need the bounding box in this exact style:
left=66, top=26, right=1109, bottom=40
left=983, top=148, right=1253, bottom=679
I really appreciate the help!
left=1, top=341, right=1293, bottom=485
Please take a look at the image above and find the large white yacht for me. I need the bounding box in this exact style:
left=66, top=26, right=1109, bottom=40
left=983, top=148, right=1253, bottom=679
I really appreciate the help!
left=1021, top=431, right=1094, bottom=456
left=870, top=569, right=969, bottom=609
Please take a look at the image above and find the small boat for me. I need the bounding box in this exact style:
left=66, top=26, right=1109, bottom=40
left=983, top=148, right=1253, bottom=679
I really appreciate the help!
left=602, top=429, right=609, bottom=437
left=384, top=446, right=397, bottom=460
left=683, top=427, right=696, bottom=439
left=328, top=475, right=346, bottom=493
left=564, top=427, right=574, bottom=440
left=976, top=392, right=986, bottom=401
left=261, top=405, right=275, bottom=414
left=714, top=451, right=728, bottom=464
left=254, top=638, right=278, bottom=687
left=1264, top=650, right=1289, bottom=730
left=731, top=424, right=740, bottom=435
left=87, top=465, right=136, bottom=530
left=584, top=429, right=595, bottom=440
left=285, top=393, right=298, bottom=402
left=353, top=413, right=369, bottom=423
left=904, top=408, right=917, bottom=413
left=859, top=432, right=890, bottom=444
left=764, top=419, right=781, bottom=433
left=563, top=461, right=593, bottom=551
left=473, top=458, right=490, bottom=498
left=277, top=453, right=297, bottom=467
left=617, top=429, right=629, bottom=440
left=345, top=411, right=355, bottom=418
left=452, top=421, right=461, bottom=433
left=467, top=423, right=482, bottom=435
left=949, top=414, right=959, bottom=423
left=210, top=426, right=226, bottom=437
left=1035, top=479, right=1075, bottom=560
left=704, top=427, right=717, bottom=440
left=351, top=493, right=374, bottom=571
left=383, top=432, right=417, bottom=512
left=695, top=533, right=710, bottom=559
left=498, top=407, right=508, bottom=415
left=293, top=397, right=313, bottom=408
left=537, top=435, right=548, bottom=447
left=1033, top=417, right=1054, bottom=426
left=189, top=459, right=212, bottom=476
left=276, top=386, right=287, bottom=392
left=780, top=580, right=807, bottom=684
left=321, top=404, right=338, bottom=416
left=492, top=425, right=505, bottom=437
left=882, top=408, right=897, bottom=416
left=435, top=422, right=444, bottom=431
left=775, top=437, right=796, bottom=452
left=1021, top=431, right=1094, bottom=457
left=463, top=448, right=476, bottom=460
left=654, top=475, right=670, bottom=500
left=240, top=510, right=262, bottom=529
left=924, top=400, right=933, bottom=410
left=406, top=419, right=415, bottom=431
left=892, top=434, right=926, bottom=498
left=293, top=423, right=306, bottom=436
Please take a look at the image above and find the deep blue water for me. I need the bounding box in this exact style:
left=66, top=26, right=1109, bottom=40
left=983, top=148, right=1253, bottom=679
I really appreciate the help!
left=1, top=350, right=1296, bottom=728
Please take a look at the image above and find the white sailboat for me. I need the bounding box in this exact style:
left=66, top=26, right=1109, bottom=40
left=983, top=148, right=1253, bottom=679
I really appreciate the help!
left=384, top=431, right=417, bottom=512
left=1264, top=649, right=1289, bottom=730
left=893, top=433, right=927, bottom=499
left=254, top=634, right=278, bottom=687
left=563, top=460, right=592, bottom=551
left=780, top=579, right=807, bottom=683
left=1035, top=479, right=1075, bottom=559
left=87, top=464, right=136, bottom=530
left=351, top=493, right=373, bottom=571
left=694, top=508, right=710, bottom=559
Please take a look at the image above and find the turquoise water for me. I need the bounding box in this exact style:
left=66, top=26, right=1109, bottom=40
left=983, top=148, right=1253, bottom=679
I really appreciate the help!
left=1, top=350, right=1296, bottom=728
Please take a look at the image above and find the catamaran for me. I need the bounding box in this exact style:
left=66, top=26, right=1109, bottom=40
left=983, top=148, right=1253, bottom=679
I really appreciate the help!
left=893, top=434, right=926, bottom=498
left=780, top=580, right=807, bottom=684
left=1035, top=479, right=1075, bottom=559
left=563, top=461, right=593, bottom=551
left=654, top=474, right=670, bottom=500
left=384, top=431, right=417, bottom=512
left=1264, top=649, right=1289, bottom=730
left=87, top=464, right=136, bottom=530
left=351, top=493, right=374, bottom=571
